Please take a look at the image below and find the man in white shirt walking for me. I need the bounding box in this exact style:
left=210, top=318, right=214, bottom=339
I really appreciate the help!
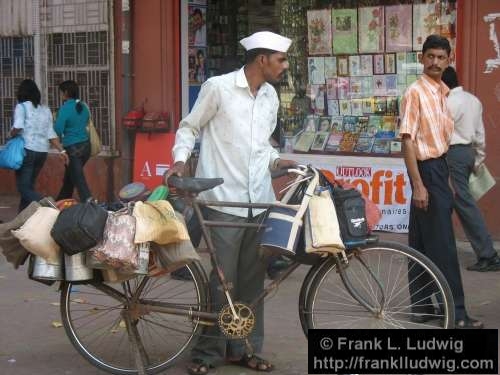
left=166, top=31, right=296, bottom=374
left=442, top=66, right=500, bottom=272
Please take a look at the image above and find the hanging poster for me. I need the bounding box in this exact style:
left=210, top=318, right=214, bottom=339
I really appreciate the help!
left=413, top=3, right=440, bottom=51
left=359, top=6, right=385, bottom=53
left=307, top=9, right=332, bottom=55
left=188, top=6, right=207, bottom=47
left=332, top=9, right=358, bottom=54
left=385, top=5, right=412, bottom=52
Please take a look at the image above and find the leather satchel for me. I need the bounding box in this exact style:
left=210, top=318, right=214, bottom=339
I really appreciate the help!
left=51, top=201, right=108, bottom=255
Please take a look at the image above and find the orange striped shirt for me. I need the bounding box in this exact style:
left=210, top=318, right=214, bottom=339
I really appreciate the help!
left=399, top=74, right=454, bottom=160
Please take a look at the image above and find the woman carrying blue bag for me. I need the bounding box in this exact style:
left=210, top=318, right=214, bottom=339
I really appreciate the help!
left=9, top=79, right=68, bottom=211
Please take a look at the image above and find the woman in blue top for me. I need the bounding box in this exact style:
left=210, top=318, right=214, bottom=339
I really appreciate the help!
left=54, top=80, right=93, bottom=202
left=9, top=79, right=67, bottom=211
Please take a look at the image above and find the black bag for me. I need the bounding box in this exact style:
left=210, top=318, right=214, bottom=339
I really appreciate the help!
left=51, top=201, right=108, bottom=255
left=331, top=187, right=368, bottom=244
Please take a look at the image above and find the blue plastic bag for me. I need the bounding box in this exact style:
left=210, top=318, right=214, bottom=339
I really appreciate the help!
left=0, top=136, right=26, bottom=170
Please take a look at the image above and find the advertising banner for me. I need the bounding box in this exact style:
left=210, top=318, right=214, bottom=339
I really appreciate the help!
left=133, top=133, right=175, bottom=190
left=284, top=153, right=412, bottom=233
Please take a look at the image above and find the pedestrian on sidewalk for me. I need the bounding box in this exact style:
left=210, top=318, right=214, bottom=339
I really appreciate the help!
left=54, top=80, right=93, bottom=202
left=441, top=66, right=500, bottom=272
left=165, top=30, right=297, bottom=374
left=400, top=35, right=483, bottom=329
left=10, top=79, right=68, bottom=211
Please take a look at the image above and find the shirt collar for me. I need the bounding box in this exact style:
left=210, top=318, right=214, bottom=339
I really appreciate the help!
left=422, top=73, right=449, bottom=96
left=235, top=66, right=270, bottom=97
left=449, top=86, right=463, bottom=94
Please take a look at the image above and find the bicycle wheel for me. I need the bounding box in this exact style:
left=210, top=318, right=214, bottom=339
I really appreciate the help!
left=304, top=241, right=454, bottom=330
left=60, top=262, right=209, bottom=375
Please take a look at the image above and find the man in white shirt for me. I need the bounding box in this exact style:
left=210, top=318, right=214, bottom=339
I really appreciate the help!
left=442, top=66, right=500, bottom=272
left=166, top=31, right=296, bottom=374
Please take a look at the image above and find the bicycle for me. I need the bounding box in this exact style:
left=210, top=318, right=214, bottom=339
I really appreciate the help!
left=59, top=165, right=455, bottom=374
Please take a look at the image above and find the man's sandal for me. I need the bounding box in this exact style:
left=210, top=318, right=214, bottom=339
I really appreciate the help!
left=231, top=354, right=275, bottom=372
left=186, top=359, right=213, bottom=375
left=455, top=317, right=484, bottom=329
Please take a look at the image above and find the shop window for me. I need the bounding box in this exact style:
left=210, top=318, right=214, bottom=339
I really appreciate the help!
left=279, top=0, right=456, bottom=156
left=186, top=0, right=456, bottom=157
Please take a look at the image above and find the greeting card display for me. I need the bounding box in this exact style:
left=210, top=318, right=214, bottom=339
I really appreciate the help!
left=359, top=6, right=385, bottom=53
left=385, top=4, right=412, bottom=52
left=308, top=57, right=325, bottom=84
left=308, top=9, right=332, bottom=55
left=324, top=57, right=338, bottom=79
left=332, top=8, right=358, bottom=54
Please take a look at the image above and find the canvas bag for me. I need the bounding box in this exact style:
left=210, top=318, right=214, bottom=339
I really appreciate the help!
left=133, top=200, right=190, bottom=245
left=0, top=201, right=41, bottom=269
left=305, top=188, right=345, bottom=254
left=260, top=167, right=319, bottom=256
left=82, top=102, right=101, bottom=157
left=11, top=206, right=61, bottom=263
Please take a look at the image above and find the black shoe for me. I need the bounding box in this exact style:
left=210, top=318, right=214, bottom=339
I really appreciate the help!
left=466, top=255, right=500, bottom=272
left=410, top=308, right=444, bottom=324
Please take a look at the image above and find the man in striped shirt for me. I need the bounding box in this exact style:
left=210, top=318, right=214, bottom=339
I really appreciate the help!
left=400, top=35, right=483, bottom=329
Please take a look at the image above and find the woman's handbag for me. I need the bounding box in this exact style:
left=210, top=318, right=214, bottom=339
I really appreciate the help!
left=0, top=136, right=26, bottom=170
left=87, top=118, right=101, bottom=157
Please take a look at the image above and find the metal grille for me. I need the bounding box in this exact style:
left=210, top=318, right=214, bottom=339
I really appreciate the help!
left=46, top=31, right=111, bottom=148
left=0, top=37, right=35, bottom=145
left=0, top=0, right=114, bottom=151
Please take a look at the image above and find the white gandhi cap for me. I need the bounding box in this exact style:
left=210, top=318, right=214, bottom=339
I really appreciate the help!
left=239, top=31, right=292, bottom=53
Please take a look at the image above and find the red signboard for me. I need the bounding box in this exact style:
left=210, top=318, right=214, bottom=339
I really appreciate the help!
left=133, top=133, right=175, bottom=190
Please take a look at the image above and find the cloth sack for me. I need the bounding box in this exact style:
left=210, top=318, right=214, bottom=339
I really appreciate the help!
left=149, top=212, right=201, bottom=275
left=51, top=200, right=108, bottom=255
left=88, top=210, right=138, bottom=272
left=0, top=201, right=41, bottom=268
left=87, top=117, right=101, bottom=157
left=0, top=136, right=26, bottom=170
left=11, top=206, right=61, bottom=263
left=305, top=189, right=345, bottom=254
left=133, top=200, right=190, bottom=244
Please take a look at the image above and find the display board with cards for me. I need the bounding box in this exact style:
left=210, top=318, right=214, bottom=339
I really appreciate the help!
left=283, top=1, right=456, bottom=157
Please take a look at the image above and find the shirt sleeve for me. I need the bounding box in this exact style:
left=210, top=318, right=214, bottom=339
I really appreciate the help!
left=399, top=87, right=420, bottom=140
left=474, top=101, right=486, bottom=167
left=267, top=97, right=280, bottom=169
left=172, top=80, right=219, bottom=163
left=12, top=103, right=25, bottom=129
left=46, top=110, right=58, bottom=140
left=53, top=104, right=68, bottom=138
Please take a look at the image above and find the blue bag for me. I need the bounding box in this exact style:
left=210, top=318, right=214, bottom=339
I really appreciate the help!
left=0, top=136, right=26, bottom=170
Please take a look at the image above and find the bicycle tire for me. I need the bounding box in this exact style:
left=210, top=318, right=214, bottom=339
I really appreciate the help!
left=304, top=241, right=455, bottom=330
left=298, top=260, right=329, bottom=337
left=60, top=261, right=209, bottom=375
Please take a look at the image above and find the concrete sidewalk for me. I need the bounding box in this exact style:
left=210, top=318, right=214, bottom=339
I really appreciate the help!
left=1, top=194, right=499, bottom=375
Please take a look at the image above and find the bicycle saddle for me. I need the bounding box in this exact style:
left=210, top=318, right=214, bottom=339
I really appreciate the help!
left=168, top=176, right=224, bottom=193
